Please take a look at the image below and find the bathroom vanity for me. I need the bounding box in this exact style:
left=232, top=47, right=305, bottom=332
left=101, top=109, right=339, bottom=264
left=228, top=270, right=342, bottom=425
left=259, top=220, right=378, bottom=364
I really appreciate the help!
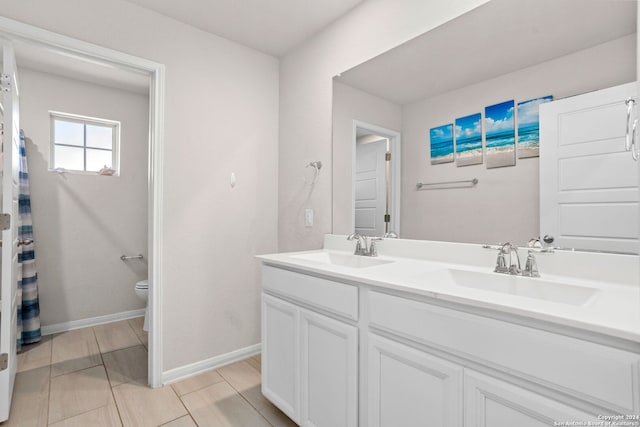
left=258, top=236, right=640, bottom=427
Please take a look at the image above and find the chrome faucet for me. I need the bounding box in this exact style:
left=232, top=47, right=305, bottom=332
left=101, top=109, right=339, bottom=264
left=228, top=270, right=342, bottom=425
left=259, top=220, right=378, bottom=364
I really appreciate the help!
left=347, top=234, right=382, bottom=257
left=493, top=243, right=521, bottom=275
left=347, top=233, right=368, bottom=255
left=484, top=238, right=553, bottom=278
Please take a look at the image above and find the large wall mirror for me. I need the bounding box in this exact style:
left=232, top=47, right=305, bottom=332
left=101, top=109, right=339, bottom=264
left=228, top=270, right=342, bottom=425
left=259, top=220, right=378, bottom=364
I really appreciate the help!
left=332, top=0, right=638, bottom=253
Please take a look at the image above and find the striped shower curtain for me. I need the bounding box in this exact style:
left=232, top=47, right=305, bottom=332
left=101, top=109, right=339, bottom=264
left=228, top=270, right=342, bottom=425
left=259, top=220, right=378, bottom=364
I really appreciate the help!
left=17, top=130, right=41, bottom=350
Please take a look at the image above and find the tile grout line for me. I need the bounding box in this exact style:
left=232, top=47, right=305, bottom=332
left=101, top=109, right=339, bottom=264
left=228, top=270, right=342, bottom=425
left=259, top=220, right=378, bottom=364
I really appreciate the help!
left=166, top=376, right=195, bottom=426
left=46, top=334, right=54, bottom=426
left=169, top=372, right=225, bottom=398
left=99, top=337, right=128, bottom=427
left=216, top=363, right=276, bottom=427
left=46, top=329, right=110, bottom=426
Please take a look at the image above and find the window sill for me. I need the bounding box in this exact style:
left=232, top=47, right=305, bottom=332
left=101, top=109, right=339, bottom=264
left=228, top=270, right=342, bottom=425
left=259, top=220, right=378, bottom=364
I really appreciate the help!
left=48, top=168, right=120, bottom=177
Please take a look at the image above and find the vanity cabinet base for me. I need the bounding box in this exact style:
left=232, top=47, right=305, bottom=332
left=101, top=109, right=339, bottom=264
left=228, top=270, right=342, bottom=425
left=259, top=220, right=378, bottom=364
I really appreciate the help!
left=262, top=290, right=358, bottom=427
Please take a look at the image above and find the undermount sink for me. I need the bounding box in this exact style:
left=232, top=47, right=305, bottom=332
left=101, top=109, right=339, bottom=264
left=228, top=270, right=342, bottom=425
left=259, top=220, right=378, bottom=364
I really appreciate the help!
left=291, top=252, right=394, bottom=269
left=425, top=269, right=598, bottom=306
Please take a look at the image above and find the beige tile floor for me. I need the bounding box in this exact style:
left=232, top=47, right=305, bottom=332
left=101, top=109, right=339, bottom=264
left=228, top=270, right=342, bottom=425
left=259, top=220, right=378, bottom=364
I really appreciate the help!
left=5, top=318, right=296, bottom=427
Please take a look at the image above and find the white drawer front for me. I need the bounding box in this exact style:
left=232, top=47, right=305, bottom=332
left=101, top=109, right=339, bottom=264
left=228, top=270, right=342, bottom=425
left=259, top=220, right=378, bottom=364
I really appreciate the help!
left=263, top=266, right=358, bottom=320
left=369, top=291, right=640, bottom=413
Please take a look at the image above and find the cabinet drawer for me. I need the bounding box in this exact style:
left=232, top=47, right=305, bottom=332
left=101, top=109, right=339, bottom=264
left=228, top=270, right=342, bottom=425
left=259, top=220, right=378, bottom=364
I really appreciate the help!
left=369, top=291, right=640, bottom=413
left=263, top=266, right=358, bottom=320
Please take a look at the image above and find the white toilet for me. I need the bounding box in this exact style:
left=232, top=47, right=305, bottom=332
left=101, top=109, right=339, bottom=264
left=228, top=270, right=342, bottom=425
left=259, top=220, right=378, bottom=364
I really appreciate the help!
left=134, top=279, right=149, bottom=331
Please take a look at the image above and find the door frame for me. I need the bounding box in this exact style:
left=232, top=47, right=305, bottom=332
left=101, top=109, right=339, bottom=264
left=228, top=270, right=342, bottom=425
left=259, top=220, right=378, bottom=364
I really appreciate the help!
left=351, top=120, right=401, bottom=236
left=0, top=17, right=166, bottom=387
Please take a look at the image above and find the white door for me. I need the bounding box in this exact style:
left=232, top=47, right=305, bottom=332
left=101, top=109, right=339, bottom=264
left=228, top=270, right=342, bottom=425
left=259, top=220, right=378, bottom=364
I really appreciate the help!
left=300, top=309, right=357, bottom=427
left=539, top=82, right=638, bottom=253
left=464, top=370, right=596, bottom=427
left=261, top=293, right=300, bottom=423
left=355, top=138, right=387, bottom=236
left=0, top=41, right=20, bottom=422
left=367, top=333, right=463, bottom=427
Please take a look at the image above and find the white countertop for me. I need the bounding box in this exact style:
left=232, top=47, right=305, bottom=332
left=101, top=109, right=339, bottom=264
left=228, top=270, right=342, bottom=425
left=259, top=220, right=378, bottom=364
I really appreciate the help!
left=258, top=247, right=640, bottom=344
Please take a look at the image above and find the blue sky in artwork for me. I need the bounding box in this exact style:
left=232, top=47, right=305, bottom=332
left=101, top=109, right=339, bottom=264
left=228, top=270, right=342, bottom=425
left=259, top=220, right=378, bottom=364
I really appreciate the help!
left=517, top=96, right=553, bottom=126
left=485, top=100, right=514, bottom=138
left=430, top=124, right=453, bottom=144
left=430, top=124, right=454, bottom=159
left=455, top=113, right=481, bottom=140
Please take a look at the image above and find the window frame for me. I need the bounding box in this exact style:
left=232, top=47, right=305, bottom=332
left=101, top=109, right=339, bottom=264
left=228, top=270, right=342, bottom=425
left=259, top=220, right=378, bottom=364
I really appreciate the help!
left=49, top=111, right=121, bottom=175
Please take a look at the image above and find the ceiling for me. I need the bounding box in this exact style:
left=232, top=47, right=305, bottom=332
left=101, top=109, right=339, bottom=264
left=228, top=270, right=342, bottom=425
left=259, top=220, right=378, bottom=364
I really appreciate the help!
left=7, top=0, right=366, bottom=95
left=337, top=0, right=637, bottom=106
left=122, top=0, right=366, bottom=57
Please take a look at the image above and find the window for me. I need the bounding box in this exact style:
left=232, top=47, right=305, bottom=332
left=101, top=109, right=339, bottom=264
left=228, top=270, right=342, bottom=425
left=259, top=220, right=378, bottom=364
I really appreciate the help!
left=50, top=112, right=120, bottom=174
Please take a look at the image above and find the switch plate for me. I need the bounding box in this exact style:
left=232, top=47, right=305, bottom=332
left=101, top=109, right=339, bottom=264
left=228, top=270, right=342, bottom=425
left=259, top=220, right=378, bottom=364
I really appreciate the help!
left=305, top=208, right=313, bottom=227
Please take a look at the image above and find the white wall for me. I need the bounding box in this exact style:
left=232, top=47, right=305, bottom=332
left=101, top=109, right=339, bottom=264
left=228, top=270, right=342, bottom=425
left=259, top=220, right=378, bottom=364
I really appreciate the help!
left=401, top=35, right=636, bottom=245
left=19, top=68, right=148, bottom=326
left=278, top=0, right=491, bottom=252
left=332, top=81, right=402, bottom=235
left=0, top=0, right=279, bottom=373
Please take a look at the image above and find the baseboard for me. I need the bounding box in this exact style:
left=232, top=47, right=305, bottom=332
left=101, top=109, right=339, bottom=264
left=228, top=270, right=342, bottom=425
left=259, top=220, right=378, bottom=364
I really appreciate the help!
left=41, top=308, right=146, bottom=336
left=162, top=343, right=261, bottom=385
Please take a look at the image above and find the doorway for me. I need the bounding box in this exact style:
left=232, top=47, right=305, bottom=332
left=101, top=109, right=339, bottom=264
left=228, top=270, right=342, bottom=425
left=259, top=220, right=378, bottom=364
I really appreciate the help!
left=352, top=121, right=401, bottom=237
left=0, top=17, right=165, bottom=413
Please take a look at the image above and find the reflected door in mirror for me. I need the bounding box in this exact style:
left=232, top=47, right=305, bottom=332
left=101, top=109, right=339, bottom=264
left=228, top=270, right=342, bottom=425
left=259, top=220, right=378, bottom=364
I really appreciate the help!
left=355, top=138, right=387, bottom=236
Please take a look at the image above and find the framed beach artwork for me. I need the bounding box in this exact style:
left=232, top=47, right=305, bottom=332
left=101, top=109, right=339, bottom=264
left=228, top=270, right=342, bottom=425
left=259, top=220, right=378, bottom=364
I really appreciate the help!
left=430, top=124, right=454, bottom=164
left=517, top=96, right=553, bottom=158
left=454, top=113, right=482, bottom=166
left=485, top=100, right=515, bottom=169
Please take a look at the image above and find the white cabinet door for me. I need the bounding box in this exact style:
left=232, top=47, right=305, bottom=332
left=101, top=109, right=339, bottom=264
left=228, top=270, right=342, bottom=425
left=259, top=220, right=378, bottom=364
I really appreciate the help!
left=300, top=309, right=358, bottom=427
left=368, top=334, right=463, bottom=427
left=464, top=370, right=597, bottom=427
left=262, top=293, right=299, bottom=423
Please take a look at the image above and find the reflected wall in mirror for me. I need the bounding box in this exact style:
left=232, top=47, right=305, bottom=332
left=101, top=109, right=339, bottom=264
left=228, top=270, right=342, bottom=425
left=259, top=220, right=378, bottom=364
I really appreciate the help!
left=332, top=0, right=638, bottom=252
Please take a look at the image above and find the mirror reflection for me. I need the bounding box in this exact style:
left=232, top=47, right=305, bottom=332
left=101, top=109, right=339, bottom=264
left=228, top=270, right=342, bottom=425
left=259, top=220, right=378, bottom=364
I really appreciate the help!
left=332, top=0, right=638, bottom=253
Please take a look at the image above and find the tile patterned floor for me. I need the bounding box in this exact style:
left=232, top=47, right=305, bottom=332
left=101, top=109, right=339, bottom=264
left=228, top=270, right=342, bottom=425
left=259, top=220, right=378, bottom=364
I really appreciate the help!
left=5, top=318, right=296, bottom=427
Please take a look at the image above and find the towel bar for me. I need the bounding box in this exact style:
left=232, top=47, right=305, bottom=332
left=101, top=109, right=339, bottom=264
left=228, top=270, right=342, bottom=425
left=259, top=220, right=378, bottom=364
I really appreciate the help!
left=416, top=178, right=478, bottom=190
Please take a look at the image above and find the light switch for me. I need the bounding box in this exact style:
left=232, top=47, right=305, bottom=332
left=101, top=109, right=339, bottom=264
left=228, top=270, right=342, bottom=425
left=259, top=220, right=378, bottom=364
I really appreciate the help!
left=305, top=208, right=313, bottom=227
left=230, top=172, right=236, bottom=188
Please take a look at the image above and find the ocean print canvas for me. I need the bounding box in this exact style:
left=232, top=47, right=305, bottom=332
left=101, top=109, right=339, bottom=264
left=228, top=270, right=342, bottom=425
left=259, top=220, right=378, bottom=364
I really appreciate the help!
left=430, top=124, right=454, bottom=164
left=517, top=96, right=553, bottom=158
left=485, top=100, right=515, bottom=169
left=455, top=113, right=483, bottom=166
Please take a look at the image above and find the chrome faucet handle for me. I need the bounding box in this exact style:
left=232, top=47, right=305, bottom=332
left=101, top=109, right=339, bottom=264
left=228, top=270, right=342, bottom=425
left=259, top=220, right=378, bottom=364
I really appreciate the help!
left=527, top=238, right=543, bottom=249
left=347, top=233, right=363, bottom=255
left=368, top=237, right=383, bottom=257
left=494, top=251, right=509, bottom=273
left=522, top=251, right=540, bottom=277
